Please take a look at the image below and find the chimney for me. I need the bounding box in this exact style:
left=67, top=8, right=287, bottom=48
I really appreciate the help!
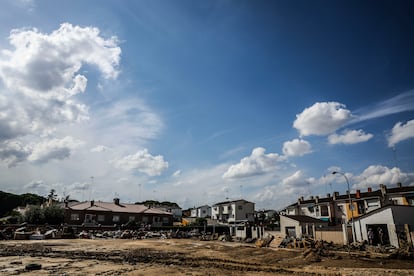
left=397, top=182, right=402, bottom=188
left=90, top=200, right=94, bottom=207
left=315, top=196, right=319, bottom=203
left=326, top=193, right=331, bottom=198
left=113, top=198, right=120, bottom=205
left=368, top=187, right=372, bottom=192
left=356, top=190, right=361, bottom=199
left=333, top=192, right=339, bottom=200
left=310, top=196, right=314, bottom=200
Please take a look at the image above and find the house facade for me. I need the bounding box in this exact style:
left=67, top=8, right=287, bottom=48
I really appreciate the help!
left=280, top=215, right=329, bottom=238
left=211, top=199, right=255, bottom=223
left=190, top=205, right=211, bottom=218
left=281, top=184, right=414, bottom=225
left=353, top=205, right=414, bottom=248
left=65, top=198, right=173, bottom=227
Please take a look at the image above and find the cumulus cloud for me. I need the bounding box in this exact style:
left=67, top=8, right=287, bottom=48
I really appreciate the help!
left=112, top=149, right=169, bottom=176
left=293, top=102, right=353, bottom=136
left=253, top=170, right=310, bottom=207
left=0, top=140, right=30, bottom=167
left=28, top=136, right=83, bottom=163
left=351, top=165, right=414, bottom=189
left=282, top=139, right=312, bottom=157
left=0, top=136, right=83, bottom=167
left=0, top=23, right=120, bottom=96
left=388, top=119, right=414, bottom=147
left=281, top=170, right=308, bottom=192
left=222, top=147, right=284, bottom=179
left=0, top=23, right=121, bottom=165
left=328, top=129, right=373, bottom=145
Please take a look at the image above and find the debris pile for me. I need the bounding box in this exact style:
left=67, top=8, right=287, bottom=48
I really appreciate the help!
left=255, top=234, right=274, bottom=248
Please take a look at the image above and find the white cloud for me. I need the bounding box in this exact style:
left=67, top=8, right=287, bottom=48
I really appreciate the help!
left=293, top=102, right=353, bottom=136
left=91, top=99, right=163, bottom=147
left=352, top=165, right=414, bottom=190
left=282, top=138, right=312, bottom=157
left=172, top=170, right=181, bottom=177
left=281, top=170, right=308, bottom=192
left=222, top=147, right=285, bottom=179
left=112, top=149, right=169, bottom=176
left=253, top=170, right=311, bottom=208
left=0, top=23, right=120, bottom=95
left=388, top=119, right=414, bottom=147
left=0, top=23, right=121, bottom=165
left=28, top=136, right=83, bottom=163
left=328, top=129, right=373, bottom=145
left=90, top=145, right=109, bottom=153
left=352, top=90, right=414, bottom=123
left=0, top=140, right=30, bottom=167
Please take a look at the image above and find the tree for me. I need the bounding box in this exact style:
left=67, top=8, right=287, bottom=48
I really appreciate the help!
left=47, top=189, right=57, bottom=202
left=44, top=205, right=65, bottom=225
left=25, top=206, right=45, bottom=224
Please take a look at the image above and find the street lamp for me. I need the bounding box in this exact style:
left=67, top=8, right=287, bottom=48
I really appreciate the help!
left=332, top=171, right=356, bottom=245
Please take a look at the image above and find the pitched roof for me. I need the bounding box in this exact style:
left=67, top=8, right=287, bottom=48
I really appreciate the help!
left=69, top=201, right=172, bottom=215
left=282, top=215, right=329, bottom=224
left=353, top=205, right=414, bottom=221
left=213, top=199, right=254, bottom=206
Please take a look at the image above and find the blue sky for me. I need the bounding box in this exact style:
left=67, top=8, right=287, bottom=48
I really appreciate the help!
left=0, top=0, right=413, bottom=210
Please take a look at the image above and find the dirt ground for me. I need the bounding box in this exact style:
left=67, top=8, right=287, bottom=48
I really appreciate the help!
left=0, top=238, right=413, bottom=275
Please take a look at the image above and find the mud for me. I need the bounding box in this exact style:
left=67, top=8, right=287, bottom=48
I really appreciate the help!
left=0, top=239, right=413, bottom=275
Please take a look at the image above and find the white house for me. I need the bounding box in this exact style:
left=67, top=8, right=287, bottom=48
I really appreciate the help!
left=280, top=215, right=328, bottom=238
left=190, top=205, right=211, bottom=218
left=353, top=205, right=414, bottom=248
left=211, top=199, right=255, bottom=223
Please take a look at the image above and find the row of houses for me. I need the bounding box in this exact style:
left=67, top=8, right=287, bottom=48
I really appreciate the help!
left=281, top=183, right=414, bottom=224
left=279, top=183, right=414, bottom=248
left=13, top=181, right=414, bottom=248
left=62, top=198, right=257, bottom=228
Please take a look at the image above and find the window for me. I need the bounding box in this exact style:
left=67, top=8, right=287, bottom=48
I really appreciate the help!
left=97, top=215, right=105, bottom=222
left=142, top=216, right=148, bottom=223
left=70, top=214, right=79, bottom=221
left=112, top=215, right=120, bottom=222
left=202, top=210, right=206, bottom=214
left=163, top=217, right=169, bottom=223
left=129, top=216, right=135, bottom=221
left=238, top=205, right=243, bottom=210
left=320, top=205, right=329, bottom=216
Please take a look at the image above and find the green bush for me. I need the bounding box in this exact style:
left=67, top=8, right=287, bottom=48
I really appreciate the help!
left=43, top=205, right=65, bottom=225
left=25, top=206, right=45, bottom=224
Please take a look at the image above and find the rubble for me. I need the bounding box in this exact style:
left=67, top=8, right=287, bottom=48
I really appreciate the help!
left=255, top=234, right=274, bottom=248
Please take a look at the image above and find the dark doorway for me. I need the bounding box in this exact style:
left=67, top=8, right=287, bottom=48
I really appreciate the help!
left=286, top=227, right=296, bottom=237
left=366, top=224, right=389, bottom=246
